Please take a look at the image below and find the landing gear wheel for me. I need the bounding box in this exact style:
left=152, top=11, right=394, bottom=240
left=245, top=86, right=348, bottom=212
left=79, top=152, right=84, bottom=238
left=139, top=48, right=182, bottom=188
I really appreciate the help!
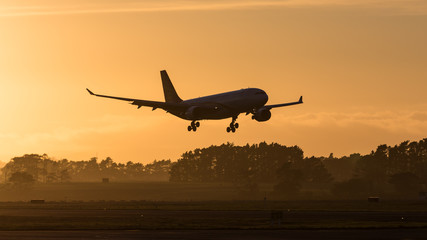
left=227, top=115, right=239, bottom=133
left=188, top=120, right=200, bottom=132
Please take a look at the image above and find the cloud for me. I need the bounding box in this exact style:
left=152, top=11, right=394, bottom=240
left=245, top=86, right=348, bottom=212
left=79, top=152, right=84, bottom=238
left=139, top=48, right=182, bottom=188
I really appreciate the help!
left=1, top=0, right=426, bottom=17
left=0, top=113, right=163, bottom=147
left=272, top=111, right=427, bottom=134
left=410, top=112, right=427, bottom=122
left=274, top=110, right=427, bottom=134
left=257, top=110, right=427, bottom=158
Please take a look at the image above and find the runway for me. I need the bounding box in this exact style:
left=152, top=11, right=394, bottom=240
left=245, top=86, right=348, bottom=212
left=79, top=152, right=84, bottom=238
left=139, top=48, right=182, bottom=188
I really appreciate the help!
left=0, top=229, right=426, bottom=240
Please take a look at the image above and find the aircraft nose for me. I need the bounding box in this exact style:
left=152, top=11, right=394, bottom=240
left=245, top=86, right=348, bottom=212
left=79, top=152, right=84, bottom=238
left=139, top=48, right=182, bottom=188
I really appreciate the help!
left=255, top=89, right=268, bottom=104
left=263, top=92, right=268, bottom=104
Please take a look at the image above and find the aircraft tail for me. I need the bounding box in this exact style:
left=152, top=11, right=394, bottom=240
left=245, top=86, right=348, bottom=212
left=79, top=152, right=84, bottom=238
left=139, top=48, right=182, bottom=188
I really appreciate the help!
left=160, top=70, right=182, bottom=103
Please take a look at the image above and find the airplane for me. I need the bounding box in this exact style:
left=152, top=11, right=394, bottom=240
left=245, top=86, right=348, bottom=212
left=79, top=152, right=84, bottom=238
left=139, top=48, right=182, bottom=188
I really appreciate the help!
left=86, top=70, right=303, bottom=133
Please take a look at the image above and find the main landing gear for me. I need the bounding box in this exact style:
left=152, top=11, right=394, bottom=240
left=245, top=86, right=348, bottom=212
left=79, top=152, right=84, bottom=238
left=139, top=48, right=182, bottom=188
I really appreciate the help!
left=226, top=116, right=239, bottom=133
left=187, top=120, right=200, bottom=132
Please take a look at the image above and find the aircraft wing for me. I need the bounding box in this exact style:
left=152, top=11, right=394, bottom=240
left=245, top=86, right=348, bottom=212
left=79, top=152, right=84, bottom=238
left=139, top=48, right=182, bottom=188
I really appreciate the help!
left=264, top=96, right=303, bottom=109
left=86, top=88, right=187, bottom=111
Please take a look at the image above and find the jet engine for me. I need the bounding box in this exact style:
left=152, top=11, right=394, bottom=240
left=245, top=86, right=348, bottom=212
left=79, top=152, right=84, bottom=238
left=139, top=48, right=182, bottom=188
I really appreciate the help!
left=252, top=108, right=271, bottom=122
left=185, top=106, right=201, bottom=119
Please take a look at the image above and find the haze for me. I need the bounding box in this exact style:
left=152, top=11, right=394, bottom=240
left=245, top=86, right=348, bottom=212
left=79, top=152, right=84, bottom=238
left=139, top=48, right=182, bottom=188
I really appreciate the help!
left=1, top=0, right=426, bottom=163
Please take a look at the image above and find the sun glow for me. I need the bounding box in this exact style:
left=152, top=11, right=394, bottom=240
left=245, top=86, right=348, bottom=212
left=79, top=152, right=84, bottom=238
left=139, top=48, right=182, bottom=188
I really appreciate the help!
left=0, top=0, right=426, bottom=163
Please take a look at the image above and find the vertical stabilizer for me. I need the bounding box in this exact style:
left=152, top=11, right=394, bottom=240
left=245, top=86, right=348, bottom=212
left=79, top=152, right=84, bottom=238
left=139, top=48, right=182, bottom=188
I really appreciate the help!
left=160, top=70, right=182, bottom=103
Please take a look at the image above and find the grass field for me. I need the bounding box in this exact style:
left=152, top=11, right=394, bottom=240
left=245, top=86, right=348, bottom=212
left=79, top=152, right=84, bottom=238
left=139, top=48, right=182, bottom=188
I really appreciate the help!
left=0, top=182, right=244, bottom=202
left=0, top=181, right=403, bottom=202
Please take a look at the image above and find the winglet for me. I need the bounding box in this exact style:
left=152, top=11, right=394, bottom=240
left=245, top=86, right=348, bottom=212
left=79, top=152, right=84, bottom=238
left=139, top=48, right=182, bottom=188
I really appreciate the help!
left=86, top=88, right=95, bottom=95
left=299, top=96, right=303, bottom=103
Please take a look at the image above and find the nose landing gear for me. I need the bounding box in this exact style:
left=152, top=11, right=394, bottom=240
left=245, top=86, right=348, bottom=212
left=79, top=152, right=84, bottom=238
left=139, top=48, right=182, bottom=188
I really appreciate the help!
left=187, top=121, right=200, bottom=132
left=226, top=116, right=239, bottom=133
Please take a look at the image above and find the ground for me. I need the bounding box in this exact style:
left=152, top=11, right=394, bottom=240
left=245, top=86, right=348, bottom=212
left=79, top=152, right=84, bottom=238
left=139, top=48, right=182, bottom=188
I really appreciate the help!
left=0, top=200, right=427, bottom=239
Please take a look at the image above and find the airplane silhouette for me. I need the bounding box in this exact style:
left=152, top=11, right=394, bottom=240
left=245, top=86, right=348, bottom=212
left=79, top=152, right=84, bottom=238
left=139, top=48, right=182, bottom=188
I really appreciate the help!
left=87, top=70, right=303, bottom=133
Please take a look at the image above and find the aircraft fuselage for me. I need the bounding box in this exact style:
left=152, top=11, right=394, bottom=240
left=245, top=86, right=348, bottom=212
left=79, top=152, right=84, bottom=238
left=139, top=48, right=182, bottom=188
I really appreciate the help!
left=171, top=88, right=268, bottom=120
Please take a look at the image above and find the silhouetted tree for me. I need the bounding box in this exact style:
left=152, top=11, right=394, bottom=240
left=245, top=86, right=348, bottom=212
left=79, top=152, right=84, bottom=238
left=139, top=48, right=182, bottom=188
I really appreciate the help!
left=143, top=159, right=172, bottom=181
left=4, top=154, right=44, bottom=182
left=1, top=154, right=173, bottom=183
left=354, top=145, right=388, bottom=191
left=323, top=153, right=360, bottom=182
left=389, top=172, right=422, bottom=196
left=294, top=157, right=333, bottom=187
left=59, top=169, right=71, bottom=183
left=274, top=162, right=303, bottom=196
left=169, top=142, right=305, bottom=185
left=9, top=172, right=35, bottom=185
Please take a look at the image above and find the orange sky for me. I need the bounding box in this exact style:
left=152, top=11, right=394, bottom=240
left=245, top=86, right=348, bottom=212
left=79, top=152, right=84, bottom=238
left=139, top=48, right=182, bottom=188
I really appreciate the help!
left=1, top=0, right=427, bottom=163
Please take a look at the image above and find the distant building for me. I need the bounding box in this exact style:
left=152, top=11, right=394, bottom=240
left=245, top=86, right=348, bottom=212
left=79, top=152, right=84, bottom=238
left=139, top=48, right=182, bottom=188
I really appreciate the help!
left=368, top=197, right=380, bottom=203
left=102, top=178, right=109, bottom=183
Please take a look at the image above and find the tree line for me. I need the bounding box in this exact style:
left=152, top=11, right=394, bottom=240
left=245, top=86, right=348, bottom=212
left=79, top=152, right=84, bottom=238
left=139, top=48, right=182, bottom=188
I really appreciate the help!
left=169, top=139, right=427, bottom=198
left=1, top=139, right=427, bottom=198
left=1, top=154, right=171, bottom=184
left=169, top=142, right=332, bottom=194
